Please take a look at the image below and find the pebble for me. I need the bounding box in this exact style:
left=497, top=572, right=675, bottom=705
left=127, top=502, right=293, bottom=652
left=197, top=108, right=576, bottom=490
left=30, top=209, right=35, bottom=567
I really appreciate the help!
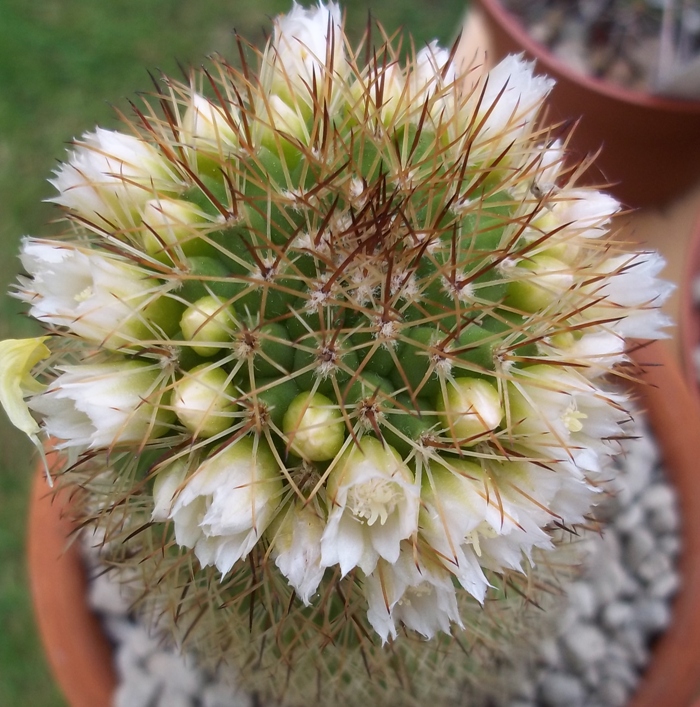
left=648, top=571, right=680, bottom=600
left=623, top=528, right=655, bottom=570
left=147, top=651, right=203, bottom=695
left=202, top=684, right=252, bottom=707
left=601, top=602, right=634, bottom=630
left=637, top=552, right=672, bottom=584
left=156, top=688, right=196, bottom=707
left=87, top=414, right=680, bottom=707
left=596, top=679, right=628, bottom=707
left=540, top=672, right=585, bottom=707
left=632, top=599, right=671, bottom=633
left=640, top=484, right=676, bottom=513
left=113, top=667, right=160, bottom=707
left=87, top=571, right=132, bottom=616
left=565, top=582, right=597, bottom=620
left=613, top=503, right=644, bottom=534
left=648, top=504, right=681, bottom=534
left=561, top=623, right=607, bottom=670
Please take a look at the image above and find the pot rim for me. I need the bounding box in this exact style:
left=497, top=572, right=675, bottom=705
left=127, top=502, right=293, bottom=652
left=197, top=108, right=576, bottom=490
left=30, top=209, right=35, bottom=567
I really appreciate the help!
left=475, top=0, right=700, bottom=114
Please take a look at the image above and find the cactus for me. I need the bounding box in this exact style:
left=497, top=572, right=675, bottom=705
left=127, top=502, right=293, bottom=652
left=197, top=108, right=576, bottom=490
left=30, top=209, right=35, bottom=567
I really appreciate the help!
left=0, top=3, right=673, bottom=705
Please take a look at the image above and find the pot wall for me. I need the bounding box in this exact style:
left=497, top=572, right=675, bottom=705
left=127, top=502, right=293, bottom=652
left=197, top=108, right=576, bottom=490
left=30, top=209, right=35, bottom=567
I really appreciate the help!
left=28, top=453, right=116, bottom=707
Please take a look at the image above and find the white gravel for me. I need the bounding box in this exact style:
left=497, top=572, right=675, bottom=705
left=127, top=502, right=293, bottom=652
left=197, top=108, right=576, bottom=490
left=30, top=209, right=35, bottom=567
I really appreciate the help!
left=83, top=414, right=681, bottom=707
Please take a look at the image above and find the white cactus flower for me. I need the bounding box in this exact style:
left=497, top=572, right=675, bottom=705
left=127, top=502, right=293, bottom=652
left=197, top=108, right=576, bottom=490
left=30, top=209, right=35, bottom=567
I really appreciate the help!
left=159, top=437, right=284, bottom=576
left=364, top=543, right=463, bottom=643
left=355, top=61, right=406, bottom=126
left=584, top=252, right=674, bottom=339
left=28, top=359, right=172, bottom=450
left=271, top=500, right=326, bottom=605
left=525, top=188, right=622, bottom=262
left=548, top=189, right=620, bottom=239
left=508, top=365, right=628, bottom=462
left=476, top=456, right=599, bottom=571
left=466, top=54, right=554, bottom=155
left=408, top=41, right=457, bottom=125
left=549, top=331, right=627, bottom=377
left=422, top=453, right=596, bottom=578
left=265, top=1, right=345, bottom=107
left=152, top=459, right=188, bottom=522
left=0, top=337, right=50, bottom=441
left=48, top=128, right=178, bottom=227
left=17, top=239, right=172, bottom=347
left=419, top=458, right=492, bottom=600
left=320, top=437, right=419, bottom=576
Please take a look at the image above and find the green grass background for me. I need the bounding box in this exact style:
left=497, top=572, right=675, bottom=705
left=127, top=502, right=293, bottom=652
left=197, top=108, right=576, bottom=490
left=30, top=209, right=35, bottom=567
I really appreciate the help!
left=0, top=1, right=468, bottom=703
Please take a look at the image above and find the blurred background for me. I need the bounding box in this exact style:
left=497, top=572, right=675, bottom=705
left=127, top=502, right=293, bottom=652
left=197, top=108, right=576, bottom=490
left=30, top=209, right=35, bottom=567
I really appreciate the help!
left=0, top=0, right=468, bottom=703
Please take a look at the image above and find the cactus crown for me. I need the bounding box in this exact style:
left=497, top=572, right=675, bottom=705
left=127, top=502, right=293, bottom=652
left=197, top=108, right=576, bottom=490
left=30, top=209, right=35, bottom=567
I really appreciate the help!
left=0, top=2, right=672, bottom=705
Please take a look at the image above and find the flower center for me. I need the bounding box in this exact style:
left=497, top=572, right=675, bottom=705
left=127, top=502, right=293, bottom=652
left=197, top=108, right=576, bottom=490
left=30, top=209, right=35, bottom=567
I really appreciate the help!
left=563, top=403, right=587, bottom=433
left=347, top=478, right=401, bottom=526
left=74, top=286, right=94, bottom=303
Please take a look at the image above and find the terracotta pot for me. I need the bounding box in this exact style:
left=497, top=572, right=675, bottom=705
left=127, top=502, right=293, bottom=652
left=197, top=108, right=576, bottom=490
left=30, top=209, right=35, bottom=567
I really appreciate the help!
left=474, top=0, right=700, bottom=208
left=681, top=213, right=700, bottom=400
left=27, top=452, right=116, bottom=707
left=26, top=341, right=700, bottom=707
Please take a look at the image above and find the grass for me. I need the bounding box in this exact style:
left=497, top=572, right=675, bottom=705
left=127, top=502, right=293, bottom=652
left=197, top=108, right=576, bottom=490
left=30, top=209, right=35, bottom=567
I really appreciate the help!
left=0, top=1, right=468, bottom=704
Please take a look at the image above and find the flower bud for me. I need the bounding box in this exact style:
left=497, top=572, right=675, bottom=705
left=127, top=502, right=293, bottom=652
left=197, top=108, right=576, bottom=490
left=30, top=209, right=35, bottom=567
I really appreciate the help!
left=506, top=255, right=574, bottom=312
left=180, top=295, right=236, bottom=357
left=350, top=62, right=406, bottom=127
left=258, top=95, right=308, bottom=163
left=140, top=198, right=207, bottom=259
left=407, top=41, right=457, bottom=125
left=172, top=364, right=238, bottom=438
left=437, top=377, right=503, bottom=443
left=181, top=93, right=238, bottom=160
left=282, top=391, right=344, bottom=461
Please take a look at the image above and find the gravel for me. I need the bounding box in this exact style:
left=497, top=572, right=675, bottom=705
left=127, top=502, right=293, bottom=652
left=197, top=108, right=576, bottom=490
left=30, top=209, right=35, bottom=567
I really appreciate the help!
left=500, top=0, right=700, bottom=97
left=83, top=414, right=681, bottom=707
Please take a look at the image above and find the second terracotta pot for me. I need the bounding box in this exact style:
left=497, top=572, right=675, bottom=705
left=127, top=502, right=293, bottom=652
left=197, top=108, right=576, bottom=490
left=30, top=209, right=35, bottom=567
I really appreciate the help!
left=474, top=0, right=700, bottom=208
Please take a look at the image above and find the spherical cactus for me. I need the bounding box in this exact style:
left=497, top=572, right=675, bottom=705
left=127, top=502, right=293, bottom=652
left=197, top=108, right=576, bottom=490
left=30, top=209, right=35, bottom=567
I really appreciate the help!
left=0, top=2, right=673, bottom=706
